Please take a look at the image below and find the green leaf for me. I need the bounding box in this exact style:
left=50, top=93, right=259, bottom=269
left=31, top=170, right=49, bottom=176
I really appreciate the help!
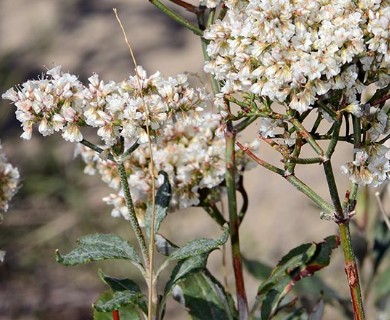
left=99, top=269, right=142, bottom=293
left=56, top=234, right=143, bottom=271
left=169, top=227, right=229, bottom=261
left=173, top=270, right=237, bottom=320
left=94, top=290, right=147, bottom=313
left=145, top=171, right=172, bottom=238
left=252, top=235, right=339, bottom=320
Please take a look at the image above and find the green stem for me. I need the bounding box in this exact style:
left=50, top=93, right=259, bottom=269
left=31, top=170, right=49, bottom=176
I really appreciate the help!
left=149, top=0, right=203, bottom=35
left=233, top=115, right=258, bottom=133
left=202, top=205, right=227, bottom=226
left=323, top=160, right=343, bottom=221
left=80, top=139, right=114, bottom=161
left=225, top=129, right=249, bottom=320
left=117, top=162, right=150, bottom=266
left=325, top=117, right=342, bottom=159
left=285, top=156, right=324, bottom=164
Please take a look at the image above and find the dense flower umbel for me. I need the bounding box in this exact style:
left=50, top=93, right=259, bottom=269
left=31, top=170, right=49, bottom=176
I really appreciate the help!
left=2, top=66, right=207, bottom=146
left=204, top=0, right=390, bottom=187
left=0, top=143, right=19, bottom=212
left=204, top=0, right=389, bottom=112
left=75, top=113, right=258, bottom=221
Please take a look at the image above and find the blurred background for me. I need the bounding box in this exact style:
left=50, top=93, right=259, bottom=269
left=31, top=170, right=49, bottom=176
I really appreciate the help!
left=0, top=1, right=388, bottom=319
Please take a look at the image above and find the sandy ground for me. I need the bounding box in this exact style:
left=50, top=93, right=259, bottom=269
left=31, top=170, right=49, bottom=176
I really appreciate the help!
left=0, top=1, right=382, bottom=319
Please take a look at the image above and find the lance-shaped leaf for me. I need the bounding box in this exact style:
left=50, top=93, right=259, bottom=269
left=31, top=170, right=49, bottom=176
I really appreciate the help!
left=144, top=171, right=172, bottom=238
left=172, top=270, right=238, bottom=320
left=169, top=227, right=229, bottom=261
left=56, top=234, right=143, bottom=271
left=252, top=235, right=340, bottom=320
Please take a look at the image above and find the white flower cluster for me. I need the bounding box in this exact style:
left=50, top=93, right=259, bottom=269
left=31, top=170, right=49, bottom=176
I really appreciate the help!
left=0, top=143, right=20, bottom=212
left=204, top=0, right=389, bottom=112
left=340, top=105, right=390, bottom=186
left=341, top=144, right=390, bottom=187
left=75, top=113, right=258, bottom=220
left=2, top=66, right=207, bottom=146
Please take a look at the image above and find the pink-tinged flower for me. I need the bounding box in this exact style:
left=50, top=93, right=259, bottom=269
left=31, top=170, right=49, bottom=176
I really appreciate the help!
left=62, top=124, right=83, bottom=142
left=3, top=66, right=209, bottom=148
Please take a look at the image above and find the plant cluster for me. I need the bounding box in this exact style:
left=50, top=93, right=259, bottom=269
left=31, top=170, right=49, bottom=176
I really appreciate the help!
left=1, top=1, right=390, bottom=320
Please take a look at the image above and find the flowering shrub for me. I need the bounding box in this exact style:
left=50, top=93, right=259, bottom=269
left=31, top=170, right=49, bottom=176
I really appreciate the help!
left=1, top=1, right=390, bottom=320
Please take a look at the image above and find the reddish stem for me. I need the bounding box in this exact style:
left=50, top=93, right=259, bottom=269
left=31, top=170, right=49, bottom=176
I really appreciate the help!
left=113, top=310, right=120, bottom=320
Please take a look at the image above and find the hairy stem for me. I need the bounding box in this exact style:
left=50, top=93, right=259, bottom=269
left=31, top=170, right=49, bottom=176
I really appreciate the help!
left=117, top=162, right=149, bottom=267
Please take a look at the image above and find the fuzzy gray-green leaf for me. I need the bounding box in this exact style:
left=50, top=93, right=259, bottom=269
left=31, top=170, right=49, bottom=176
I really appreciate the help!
left=56, top=234, right=143, bottom=270
left=169, top=227, right=228, bottom=261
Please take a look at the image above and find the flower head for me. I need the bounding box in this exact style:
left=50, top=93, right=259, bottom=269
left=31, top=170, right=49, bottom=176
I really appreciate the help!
left=3, top=66, right=208, bottom=148
left=76, top=112, right=257, bottom=219
left=204, top=0, right=390, bottom=112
